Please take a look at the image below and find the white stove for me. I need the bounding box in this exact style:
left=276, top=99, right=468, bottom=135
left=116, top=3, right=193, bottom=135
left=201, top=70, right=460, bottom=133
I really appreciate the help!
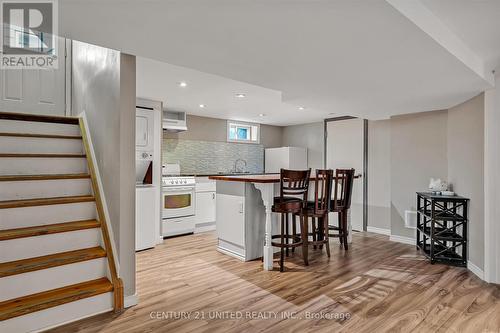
left=161, top=166, right=197, bottom=237
left=162, top=176, right=196, bottom=187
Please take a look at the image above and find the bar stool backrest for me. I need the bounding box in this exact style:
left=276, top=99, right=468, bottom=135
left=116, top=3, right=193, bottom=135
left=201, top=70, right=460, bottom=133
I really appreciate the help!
left=332, top=168, right=355, bottom=211
left=278, top=168, right=311, bottom=204
left=313, top=169, right=334, bottom=215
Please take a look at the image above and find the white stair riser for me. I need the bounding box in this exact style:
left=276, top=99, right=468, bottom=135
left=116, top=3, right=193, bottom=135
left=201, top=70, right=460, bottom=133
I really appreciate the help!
left=0, top=157, right=88, bottom=175
left=0, top=229, right=101, bottom=262
left=0, top=120, right=81, bottom=137
left=0, top=258, right=108, bottom=302
left=0, top=292, right=113, bottom=333
left=0, top=202, right=97, bottom=229
left=0, top=137, right=84, bottom=154
left=0, top=179, right=92, bottom=201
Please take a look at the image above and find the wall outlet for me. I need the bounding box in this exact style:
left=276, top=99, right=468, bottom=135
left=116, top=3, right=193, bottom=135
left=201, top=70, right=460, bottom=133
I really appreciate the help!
left=405, top=210, right=417, bottom=229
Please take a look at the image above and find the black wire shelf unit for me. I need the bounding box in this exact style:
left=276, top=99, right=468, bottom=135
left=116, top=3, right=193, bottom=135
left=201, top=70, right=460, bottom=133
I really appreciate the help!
left=416, top=192, right=469, bottom=267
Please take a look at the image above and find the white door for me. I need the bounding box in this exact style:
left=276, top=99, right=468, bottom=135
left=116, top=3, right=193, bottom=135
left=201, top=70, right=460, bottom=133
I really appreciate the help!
left=196, top=191, right=216, bottom=224
left=326, top=118, right=365, bottom=231
left=0, top=37, right=66, bottom=116
left=216, top=194, right=245, bottom=247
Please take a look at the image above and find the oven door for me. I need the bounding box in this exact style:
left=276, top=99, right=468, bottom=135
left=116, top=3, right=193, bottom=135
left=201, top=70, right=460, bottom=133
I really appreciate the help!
left=162, top=187, right=195, bottom=219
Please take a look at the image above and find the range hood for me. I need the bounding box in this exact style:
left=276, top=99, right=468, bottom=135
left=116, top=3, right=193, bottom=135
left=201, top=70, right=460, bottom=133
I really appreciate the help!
left=163, top=110, right=187, bottom=132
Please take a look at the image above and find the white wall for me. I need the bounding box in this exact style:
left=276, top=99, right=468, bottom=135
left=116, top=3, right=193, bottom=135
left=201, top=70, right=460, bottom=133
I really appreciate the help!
left=71, top=41, right=136, bottom=298
left=165, top=114, right=283, bottom=148
left=282, top=122, right=324, bottom=171
left=447, top=94, right=484, bottom=270
left=390, top=110, right=448, bottom=239
left=386, top=98, right=486, bottom=273
left=484, top=75, right=500, bottom=283
left=367, top=120, right=391, bottom=231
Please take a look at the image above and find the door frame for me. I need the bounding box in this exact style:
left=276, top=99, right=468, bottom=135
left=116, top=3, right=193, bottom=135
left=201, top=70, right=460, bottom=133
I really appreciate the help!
left=324, top=116, right=368, bottom=231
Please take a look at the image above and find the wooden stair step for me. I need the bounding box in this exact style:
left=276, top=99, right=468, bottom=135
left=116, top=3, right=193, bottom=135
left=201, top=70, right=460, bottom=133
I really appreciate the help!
left=0, top=195, right=95, bottom=209
left=0, top=277, right=113, bottom=321
left=0, top=111, right=79, bottom=125
left=0, top=132, right=82, bottom=140
left=0, top=173, right=90, bottom=182
left=0, top=153, right=86, bottom=158
left=0, top=246, right=106, bottom=278
left=0, top=220, right=100, bottom=241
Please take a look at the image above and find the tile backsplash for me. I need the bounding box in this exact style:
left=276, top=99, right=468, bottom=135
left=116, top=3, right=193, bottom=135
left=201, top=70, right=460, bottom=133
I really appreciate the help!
left=163, top=139, right=264, bottom=174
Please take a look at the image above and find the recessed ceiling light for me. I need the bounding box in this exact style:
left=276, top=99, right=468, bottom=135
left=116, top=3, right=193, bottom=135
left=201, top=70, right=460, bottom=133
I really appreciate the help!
left=178, top=81, right=187, bottom=87
left=199, top=104, right=206, bottom=108
left=298, top=106, right=305, bottom=110
left=236, top=93, right=246, bottom=98
left=259, top=113, right=266, bottom=117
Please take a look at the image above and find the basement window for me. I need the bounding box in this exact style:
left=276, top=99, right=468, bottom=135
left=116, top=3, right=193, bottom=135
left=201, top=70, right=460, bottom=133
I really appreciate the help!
left=227, top=121, right=260, bottom=144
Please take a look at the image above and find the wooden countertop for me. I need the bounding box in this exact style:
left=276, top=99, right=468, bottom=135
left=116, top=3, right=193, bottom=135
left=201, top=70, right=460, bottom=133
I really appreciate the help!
left=209, top=174, right=285, bottom=183
left=209, top=173, right=361, bottom=183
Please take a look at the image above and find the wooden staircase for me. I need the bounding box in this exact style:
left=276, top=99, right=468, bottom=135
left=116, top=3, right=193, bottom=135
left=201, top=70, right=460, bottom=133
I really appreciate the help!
left=0, top=112, right=123, bottom=332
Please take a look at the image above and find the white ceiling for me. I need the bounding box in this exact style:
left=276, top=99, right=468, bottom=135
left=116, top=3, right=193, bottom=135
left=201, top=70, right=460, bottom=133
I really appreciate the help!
left=421, top=0, right=500, bottom=73
left=136, top=58, right=331, bottom=126
left=59, top=0, right=500, bottom=125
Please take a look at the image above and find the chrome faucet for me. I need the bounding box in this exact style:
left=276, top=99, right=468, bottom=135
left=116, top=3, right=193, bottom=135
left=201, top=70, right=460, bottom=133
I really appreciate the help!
left=233, top=159, right=247, bottom=173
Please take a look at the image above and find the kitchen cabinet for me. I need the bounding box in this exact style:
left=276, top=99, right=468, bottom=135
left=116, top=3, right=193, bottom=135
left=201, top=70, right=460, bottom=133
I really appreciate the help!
left=196, top=191, right=216, bottom=224
left=217, top=194, right=245, bottom=248
left=195, top=178, right=216, bottom=230
left=215, top=181, right=265, bottom=261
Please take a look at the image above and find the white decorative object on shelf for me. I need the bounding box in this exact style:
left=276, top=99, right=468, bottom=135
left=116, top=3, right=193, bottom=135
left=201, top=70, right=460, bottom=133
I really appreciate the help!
left=429, top=178, right=448, bottom=193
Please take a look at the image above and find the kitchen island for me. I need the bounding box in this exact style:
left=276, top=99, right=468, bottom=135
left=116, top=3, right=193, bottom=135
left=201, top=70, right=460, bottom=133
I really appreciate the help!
left=209, top=174, right=354, bottom=270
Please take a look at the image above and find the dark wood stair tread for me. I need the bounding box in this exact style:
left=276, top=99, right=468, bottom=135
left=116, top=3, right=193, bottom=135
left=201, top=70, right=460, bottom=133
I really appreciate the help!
left=0, top=195, right=95, bottom=209
left=0, top=132, right=82, bottom=140
left=0, top=153, right=86, bottom=158
left=0, top=112, right=79, bottom=125
left=0, top=247, right=106, bottom=278
left=0, top=220, right=100, bottom=241
left=0, top=277, right=113, bottom=321
left=0, top=173, right=90, bottom=182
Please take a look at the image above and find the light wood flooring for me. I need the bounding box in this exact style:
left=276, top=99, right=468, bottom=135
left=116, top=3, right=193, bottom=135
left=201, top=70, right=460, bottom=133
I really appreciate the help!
left=48, top=231, right=500, bottom=333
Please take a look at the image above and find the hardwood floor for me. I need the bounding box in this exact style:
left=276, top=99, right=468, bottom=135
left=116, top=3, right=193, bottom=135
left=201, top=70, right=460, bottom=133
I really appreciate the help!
left=48, top=232, right=500, bottom=333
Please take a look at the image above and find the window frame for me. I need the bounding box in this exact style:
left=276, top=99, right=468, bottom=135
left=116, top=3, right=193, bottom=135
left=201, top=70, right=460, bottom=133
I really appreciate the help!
left=227, top=120, right=261, bottom=144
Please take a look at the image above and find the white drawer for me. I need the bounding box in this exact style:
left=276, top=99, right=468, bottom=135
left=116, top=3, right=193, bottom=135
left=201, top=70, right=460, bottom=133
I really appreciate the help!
left=196, top=181, right=216, bottom=192
left=162, top=216, right=195, bottom=237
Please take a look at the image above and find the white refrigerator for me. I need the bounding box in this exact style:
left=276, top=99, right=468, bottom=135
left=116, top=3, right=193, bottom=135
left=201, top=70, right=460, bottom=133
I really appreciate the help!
left=265, top=147, right=308, bottom=173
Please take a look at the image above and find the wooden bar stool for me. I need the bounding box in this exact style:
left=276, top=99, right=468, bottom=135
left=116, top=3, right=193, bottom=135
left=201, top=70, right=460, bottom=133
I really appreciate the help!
left=297, top=169, right=334, bottom=264
left=271, top=168, right=311, bottom=272
left=329, top=168, right=355, bottom=250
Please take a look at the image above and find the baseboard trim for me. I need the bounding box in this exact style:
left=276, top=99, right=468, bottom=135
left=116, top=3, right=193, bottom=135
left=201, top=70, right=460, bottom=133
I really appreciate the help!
left=32, top=307, right=113, bottom=333
left=467, top=261, right=485, bottom=280
left=124, top=294, right=138, bottom=308
left=389, top=234, right=415, bottom=245
left=217, top=246, right=245, bottom=261
left=367, top=226, right=391, bottom=236
left=195, top=223, right=216, bottom=233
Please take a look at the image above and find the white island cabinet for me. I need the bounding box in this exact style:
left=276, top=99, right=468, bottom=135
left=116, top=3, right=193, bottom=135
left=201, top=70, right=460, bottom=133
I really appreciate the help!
left=215, top=181, right=266, bottom=261
left=210, top=174, right=355, bottom=271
